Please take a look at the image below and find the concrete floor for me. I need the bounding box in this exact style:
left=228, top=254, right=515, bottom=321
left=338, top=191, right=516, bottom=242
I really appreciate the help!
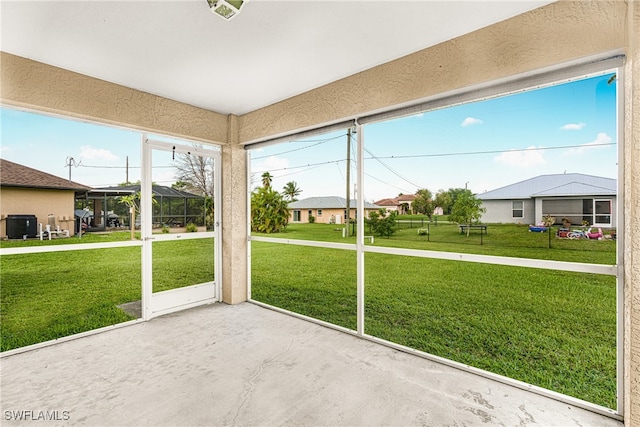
left=0, top=303, right=623, bottom=427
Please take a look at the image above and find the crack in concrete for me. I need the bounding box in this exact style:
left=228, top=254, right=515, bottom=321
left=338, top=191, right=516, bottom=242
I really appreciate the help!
left=230, top=338, right=296, bottom=426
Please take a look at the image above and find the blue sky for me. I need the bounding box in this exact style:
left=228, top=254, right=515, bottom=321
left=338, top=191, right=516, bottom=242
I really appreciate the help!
left=252, top=72, right=617, bottom=201
left=1, top=72, right=617, bottom=201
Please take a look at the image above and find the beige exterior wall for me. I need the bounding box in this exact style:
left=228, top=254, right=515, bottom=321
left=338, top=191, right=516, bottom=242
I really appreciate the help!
left=623, top=2, right=640, bottom=424
left=0, top=52, right=228, bottom=144
left=290, top=207, right=375, bottom=224
left=221, top=115, right=247, bottom=304
left=0, top=188, right=76, bottom=237
left=1, top=0, right=638, bottom=422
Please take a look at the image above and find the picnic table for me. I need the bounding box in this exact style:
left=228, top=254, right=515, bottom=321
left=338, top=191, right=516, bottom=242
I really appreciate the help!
left=458, top=224, right=488, bottom=235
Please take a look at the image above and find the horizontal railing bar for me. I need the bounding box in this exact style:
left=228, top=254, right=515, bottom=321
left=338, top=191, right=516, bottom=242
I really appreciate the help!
left=0, top=240, right=143, bottom=256
left=249, top=236, right=616, bottom=276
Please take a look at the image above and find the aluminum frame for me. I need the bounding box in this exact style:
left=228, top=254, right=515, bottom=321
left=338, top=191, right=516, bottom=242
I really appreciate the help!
left=142, top=137, right=222, bottom=320
left=246, top=56, right=625, bottom=420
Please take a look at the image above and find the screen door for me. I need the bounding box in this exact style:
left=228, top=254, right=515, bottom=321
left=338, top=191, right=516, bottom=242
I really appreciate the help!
left=141, top=138, right=221, bottom=319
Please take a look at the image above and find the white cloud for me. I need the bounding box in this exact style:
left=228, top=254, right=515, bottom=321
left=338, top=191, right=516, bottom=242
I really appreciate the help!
left=565, top=132, right=612, bottom=155
left=251, top=156, right=292, bottom=187
left=153, top=170, right=177, bottom=187
left=461, top=117, right=483, bottom=127
left=561, top=122, right=586, bottom=130
left=79, top=145, right=119, bottom=161
left=494, top=145, right=545, bottom=168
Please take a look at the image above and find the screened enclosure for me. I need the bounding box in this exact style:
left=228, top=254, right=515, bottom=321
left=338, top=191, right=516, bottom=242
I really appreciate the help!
left=76, top=185, right=208, bottom=231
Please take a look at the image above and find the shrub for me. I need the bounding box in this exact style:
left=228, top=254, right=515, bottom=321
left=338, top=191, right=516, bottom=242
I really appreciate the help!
left=367, top=208, right=397, bottom=238
left=251, top=186, right=289, bottom=233
left=185, top=223, right=198, bottom=232
left=308, top=214, right=315, bottom=224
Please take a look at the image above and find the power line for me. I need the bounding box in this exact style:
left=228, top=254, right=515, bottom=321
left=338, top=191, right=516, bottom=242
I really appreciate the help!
left=251, top=134, right=344, bottom=160
left=252, top=158, right=346, bottom=174
left=364, top=171, right=412, bottom=195
left=364, top=147, right=423, bottom=189
left=369, top=142, right=616, bottom=161
left=75, top=164, right=174, bottom=169
left=253, top=142, right=614, bottom=175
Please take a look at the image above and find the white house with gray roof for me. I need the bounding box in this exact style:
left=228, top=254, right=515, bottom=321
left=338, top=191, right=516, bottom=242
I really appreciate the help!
left=477, top=173, right=617, bottom=227
left=288, top=196, right=380, bottom=224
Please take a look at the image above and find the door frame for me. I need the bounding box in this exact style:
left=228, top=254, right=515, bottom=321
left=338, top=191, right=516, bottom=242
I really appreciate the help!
left=141, top=136, right=222, bottom=320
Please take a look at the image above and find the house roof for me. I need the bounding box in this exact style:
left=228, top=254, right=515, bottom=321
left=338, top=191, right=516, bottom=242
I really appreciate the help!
left=289, top=196, right=379, bottom=210
left=397, top=194, right=417, bottom=202
left=374, top=194, right=417, bottom=206
left=0, top=159, right=91, bottom=191
left=477, top=173, right=616, bottom=200
left=374, top=198, right=399, bottom=207
left=93, top=185, right=202, bottom=199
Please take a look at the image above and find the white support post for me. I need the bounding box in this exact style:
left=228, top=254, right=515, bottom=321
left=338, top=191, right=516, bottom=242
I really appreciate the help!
left=141, top=135, right=153, bottom=320
left=356, top=122, right=365, bottom=336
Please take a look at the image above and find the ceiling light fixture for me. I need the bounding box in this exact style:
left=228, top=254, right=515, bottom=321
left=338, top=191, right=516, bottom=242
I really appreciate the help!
left=207, top=0, right=247, bottom=20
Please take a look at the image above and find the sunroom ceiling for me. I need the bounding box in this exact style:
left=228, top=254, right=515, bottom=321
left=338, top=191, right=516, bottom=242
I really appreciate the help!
left=1, top=0, right=553, bottom=115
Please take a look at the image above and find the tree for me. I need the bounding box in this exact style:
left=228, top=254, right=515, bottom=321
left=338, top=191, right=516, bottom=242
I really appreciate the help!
left=448, top=190, right=486, bottom=237
left=367, top=208, right=397, bottom=238
left=171, top=181, right=188, bottom=191
left=251, top=175, right=289, bottom=233
left=175, top=152, right=214, bottom=197
left=434, top=189, right=452, bottom=216
left=282, top=181, right=302, bottom=202
left=261, top=172, right=273, bottom=188
left=445, top=187, right=468, bottom=215
left=118, top=191, right=156, bottom=240
left=412, top=189, right=435, bottom=219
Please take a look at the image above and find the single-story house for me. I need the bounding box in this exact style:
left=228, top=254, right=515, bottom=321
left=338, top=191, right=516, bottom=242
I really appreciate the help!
left=477, top=173, right=617, bottom=228
left=374, top=194, right=416, bottom=215
left=289, top=196, right=380, bottom=224
left=0, top=159, right=91, bottom=238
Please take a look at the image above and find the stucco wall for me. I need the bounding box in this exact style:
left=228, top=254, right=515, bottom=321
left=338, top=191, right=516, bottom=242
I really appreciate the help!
left=0, top=52, right=228, bottom=144
left=0, top=188, right=76, bottom=237
left=289, top=207, right=375, bottom=224
left=479, top=199, right=535, bottom=225
left=623, top=1, right=639, bottom=424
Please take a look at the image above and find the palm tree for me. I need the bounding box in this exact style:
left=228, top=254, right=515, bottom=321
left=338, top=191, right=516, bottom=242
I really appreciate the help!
left=282, top=181, right=301, bottom=202
left=261, top=171, right=273, bottom=188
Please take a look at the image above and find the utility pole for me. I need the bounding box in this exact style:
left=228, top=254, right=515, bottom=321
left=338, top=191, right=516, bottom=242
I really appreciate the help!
left=65, top=156, right=78, bottom=182
left=126, top=156, right=129, bottom=184
left=345, top=128, right=351, bottom=238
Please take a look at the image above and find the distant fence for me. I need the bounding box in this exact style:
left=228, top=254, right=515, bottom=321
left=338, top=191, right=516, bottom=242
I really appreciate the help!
left=396, top=217, right=450, bottom=230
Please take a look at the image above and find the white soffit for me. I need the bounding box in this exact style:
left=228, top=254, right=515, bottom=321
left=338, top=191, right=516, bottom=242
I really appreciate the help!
left=0, top=1, right=553, bottom=115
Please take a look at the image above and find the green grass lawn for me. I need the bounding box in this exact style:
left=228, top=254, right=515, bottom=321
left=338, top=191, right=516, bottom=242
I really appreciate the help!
left=259, top=222, right=617, bottom=264
left=1, top=222, right=617, bottom=408
left=1, top=247, right=141, bottom=351
left=0, top=231, right=142, bottom=248
left=0, top=238, right=214, bottom=351
left=250, top=222, right=617, bottom=409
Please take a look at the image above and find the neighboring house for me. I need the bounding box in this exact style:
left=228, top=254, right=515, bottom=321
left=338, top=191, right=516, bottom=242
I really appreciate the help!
left=289, top=196, right=380, bottom=224
left=374, top=194, right=416, bottom=215
left=477, top=173, right=617, bottom=227
left=373, top=198, right=400, bottom=213
left=0, top=159, right=91, bottom=238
